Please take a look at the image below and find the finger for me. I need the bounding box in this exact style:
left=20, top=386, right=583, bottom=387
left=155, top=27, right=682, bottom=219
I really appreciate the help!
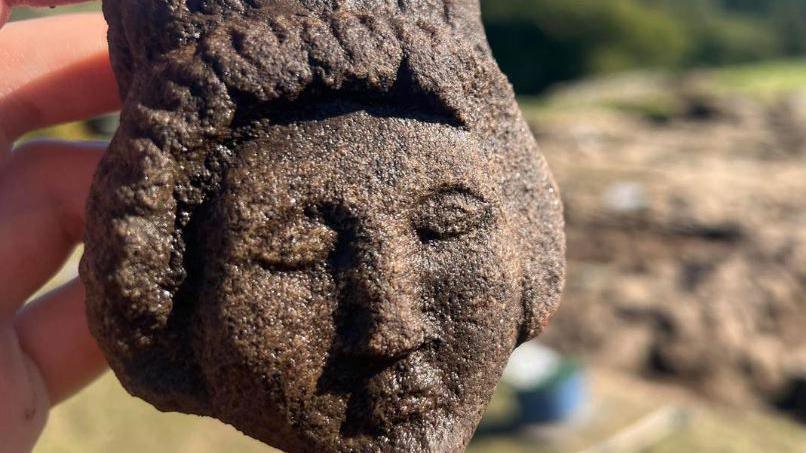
left=14, top=278, right=106, bottom=404
left=0, top=13, right=119, bottom=148
left=0, top=140, right=104, bottom=319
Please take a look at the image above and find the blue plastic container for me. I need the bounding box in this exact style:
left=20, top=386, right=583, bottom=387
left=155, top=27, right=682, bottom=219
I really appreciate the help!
left=502, top=342, right=588, bottom=426
left=515, top=361, right=587, bottom=425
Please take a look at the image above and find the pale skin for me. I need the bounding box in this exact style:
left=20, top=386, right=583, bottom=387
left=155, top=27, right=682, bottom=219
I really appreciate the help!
left=0, top=2, right=119, bottom=451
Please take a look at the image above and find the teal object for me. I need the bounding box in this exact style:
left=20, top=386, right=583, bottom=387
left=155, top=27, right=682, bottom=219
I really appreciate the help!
left=503, top=343, right=587, bottom=426
left=515, top=360, right=587, bottom=424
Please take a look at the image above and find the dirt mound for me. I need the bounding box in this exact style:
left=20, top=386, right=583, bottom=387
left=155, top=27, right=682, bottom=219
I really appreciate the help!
left=534, top=80, right=806, bottom=416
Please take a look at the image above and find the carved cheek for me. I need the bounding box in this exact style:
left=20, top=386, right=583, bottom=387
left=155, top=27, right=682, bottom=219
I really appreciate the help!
left=422, top=233, right=519, bottom=328
left=419, top=232, right=519, bottom=398
left=199, top=257, right=338, bottom=379
left=425, top=242, right=520, bottom=400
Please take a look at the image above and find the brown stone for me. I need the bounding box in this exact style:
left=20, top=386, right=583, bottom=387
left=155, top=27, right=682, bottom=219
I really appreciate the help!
left=80, top=1, right=565, bottom=451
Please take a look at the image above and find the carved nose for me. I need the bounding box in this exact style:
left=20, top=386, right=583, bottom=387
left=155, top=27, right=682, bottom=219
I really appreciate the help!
left=342, top=237, right=426, bottom=359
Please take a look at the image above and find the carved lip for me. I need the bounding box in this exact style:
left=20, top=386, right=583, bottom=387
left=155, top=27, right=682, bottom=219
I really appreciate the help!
left=362, top=346, right=446, bottom=422
left=319, top=339, right=446, bottom=422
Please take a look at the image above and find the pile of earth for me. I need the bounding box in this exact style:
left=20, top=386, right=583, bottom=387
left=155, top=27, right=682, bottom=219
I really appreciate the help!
left=531, top=73, right=806, bottom=419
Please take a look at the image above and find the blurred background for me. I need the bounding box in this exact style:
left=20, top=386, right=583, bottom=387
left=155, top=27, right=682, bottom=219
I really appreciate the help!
left=11, top=1, right=806, bottom=452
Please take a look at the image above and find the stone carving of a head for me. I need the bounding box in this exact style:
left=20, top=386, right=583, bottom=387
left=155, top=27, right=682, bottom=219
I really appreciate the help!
left=81, top=1, right=565, bottom=452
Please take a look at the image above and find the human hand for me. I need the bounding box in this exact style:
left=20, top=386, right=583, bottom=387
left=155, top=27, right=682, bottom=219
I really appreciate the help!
left=0, top=2, right=120, bottom=452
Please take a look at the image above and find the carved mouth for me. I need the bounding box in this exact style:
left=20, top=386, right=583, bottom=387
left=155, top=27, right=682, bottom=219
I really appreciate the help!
left=364, top=344, right=446, bottom=423
left=316, top=341, right=445, bottom=433
left=365, top=357, right=444, bottom=423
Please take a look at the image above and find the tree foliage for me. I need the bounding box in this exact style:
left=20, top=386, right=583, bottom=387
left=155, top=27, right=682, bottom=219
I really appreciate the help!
left=481, top=0, right=806, bottom=93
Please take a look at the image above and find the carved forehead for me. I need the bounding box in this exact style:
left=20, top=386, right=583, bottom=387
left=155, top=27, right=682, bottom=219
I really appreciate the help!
left=230, top=111, right=499, bottom=198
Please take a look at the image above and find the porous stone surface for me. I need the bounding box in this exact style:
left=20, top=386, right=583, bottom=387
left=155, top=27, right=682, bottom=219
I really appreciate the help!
left=80, top=1, right=565, bottom=452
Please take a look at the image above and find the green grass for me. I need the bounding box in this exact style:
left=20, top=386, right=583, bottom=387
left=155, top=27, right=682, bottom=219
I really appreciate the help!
left=37, top=373, right=277, bottom=453
left=9, top=4, right=101, bottom=22
left=518, top=59, right=806, bottom=125
left=712, top=59, right=806, bottom=101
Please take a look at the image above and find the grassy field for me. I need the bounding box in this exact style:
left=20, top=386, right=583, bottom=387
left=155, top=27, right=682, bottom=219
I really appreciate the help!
left=713, top=60, right=806, bottom=101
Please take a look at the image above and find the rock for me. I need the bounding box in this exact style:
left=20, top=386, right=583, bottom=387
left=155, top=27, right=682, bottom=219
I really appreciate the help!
left=79, top=1, right=565, bottom=452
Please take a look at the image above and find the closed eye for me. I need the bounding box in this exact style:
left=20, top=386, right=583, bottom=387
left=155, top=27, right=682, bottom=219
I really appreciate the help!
left=414, top=188, right=493, bottom=243
left=254, top=217, right=336, bottom=272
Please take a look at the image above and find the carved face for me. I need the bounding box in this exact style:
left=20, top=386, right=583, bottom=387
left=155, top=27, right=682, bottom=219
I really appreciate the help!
left=194, top=110, right=523, bottom=451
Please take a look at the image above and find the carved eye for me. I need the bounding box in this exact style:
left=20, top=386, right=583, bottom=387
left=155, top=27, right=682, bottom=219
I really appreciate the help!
left=415, top=188, right=493, bottom=242
left=254, top=218, right=336, bottom=272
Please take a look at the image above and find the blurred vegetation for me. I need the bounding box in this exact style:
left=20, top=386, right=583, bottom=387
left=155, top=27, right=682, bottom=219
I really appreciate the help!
left=481, top=0, right=806, bottom=94
left=713, top=59, right=806, bottom=99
